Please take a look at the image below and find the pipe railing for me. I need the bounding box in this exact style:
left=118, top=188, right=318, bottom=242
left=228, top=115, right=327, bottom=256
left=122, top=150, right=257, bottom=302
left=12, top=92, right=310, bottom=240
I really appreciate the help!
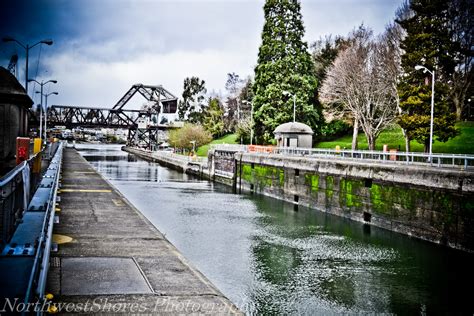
left=23, top=142, right=63, bottom=314
left=211, top=144, right=474, bottom=169
left=0, top=149, right=46, bottom=248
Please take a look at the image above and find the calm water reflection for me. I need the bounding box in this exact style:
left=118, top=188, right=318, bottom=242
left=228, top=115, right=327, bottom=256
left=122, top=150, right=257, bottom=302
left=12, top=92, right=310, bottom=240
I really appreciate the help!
left=77, top=144, right=474, bottom=315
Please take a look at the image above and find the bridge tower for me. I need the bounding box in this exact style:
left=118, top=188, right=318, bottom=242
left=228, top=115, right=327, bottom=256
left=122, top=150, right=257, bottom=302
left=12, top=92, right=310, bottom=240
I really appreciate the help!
left=48, top=84, right=179, bottom=150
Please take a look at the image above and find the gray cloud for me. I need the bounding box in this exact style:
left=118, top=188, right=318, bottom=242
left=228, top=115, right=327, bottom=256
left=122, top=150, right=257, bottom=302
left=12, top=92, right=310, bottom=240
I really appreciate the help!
left=1, top=0, right=402, bottom=108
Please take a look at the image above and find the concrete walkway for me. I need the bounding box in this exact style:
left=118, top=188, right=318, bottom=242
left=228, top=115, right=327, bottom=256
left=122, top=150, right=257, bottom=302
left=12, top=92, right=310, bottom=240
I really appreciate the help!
left=47, top=148, right=240, bottom=314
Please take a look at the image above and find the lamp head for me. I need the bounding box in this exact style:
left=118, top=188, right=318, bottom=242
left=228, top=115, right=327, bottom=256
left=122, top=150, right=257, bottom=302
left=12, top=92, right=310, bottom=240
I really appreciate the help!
left=28, top=78, right=37, bottom=83
left=52, top=92, right=59, bottom=95
left=41, top=39, right=53, bottom=45
left=415, top=65, right=427, bottom=73
left=2, top=36, right=14, bottom=42
left=35, top=91, right=41, bottom=94
left=49, top=80, right=58, bottom=84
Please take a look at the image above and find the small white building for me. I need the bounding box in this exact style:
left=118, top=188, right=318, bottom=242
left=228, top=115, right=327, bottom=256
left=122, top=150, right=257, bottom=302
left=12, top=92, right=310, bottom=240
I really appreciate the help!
left=274, top=122, right=313, bottom=148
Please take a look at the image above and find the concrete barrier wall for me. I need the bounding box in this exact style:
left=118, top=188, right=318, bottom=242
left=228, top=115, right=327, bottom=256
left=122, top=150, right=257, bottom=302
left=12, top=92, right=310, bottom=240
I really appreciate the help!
left=122, top=147, right=211, bottom=180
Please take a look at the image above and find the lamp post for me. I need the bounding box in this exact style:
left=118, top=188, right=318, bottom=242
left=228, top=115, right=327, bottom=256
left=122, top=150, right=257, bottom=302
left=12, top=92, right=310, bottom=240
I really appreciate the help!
left=190, top=140, right=196, bottom=156
left=242, top=100, right=254, bottom=145
left=415, top=65, right=435, bottom=162
left=283, top=91, right=297, bottom=122
left=30, top=79, right=57, bottom=140
left=37, top=91, right=58, bottom=141
left=2, top=37, right=53, bottom=95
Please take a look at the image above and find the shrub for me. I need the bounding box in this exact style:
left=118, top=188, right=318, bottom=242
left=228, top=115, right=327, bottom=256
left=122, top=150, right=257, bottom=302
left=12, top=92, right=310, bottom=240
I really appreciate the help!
left=168, top=123, right=212, bottom=151
left=318, top=120, right=351, bottom=141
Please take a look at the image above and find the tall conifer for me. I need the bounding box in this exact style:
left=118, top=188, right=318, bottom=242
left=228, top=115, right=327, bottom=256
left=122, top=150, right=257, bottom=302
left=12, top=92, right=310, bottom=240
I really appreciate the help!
left=397, top=0, right=458, bottom=151
left=253, top=0, right=322, bottom=143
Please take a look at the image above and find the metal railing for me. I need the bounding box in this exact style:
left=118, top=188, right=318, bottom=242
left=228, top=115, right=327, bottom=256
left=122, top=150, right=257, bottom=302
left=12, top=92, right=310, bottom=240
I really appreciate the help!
left=24, top=142, right=63, bottom=311
left=211, top=144, right=474, bottom=169
left=0, top=141, right=63, bottom=315
left=0, top=150, right=45, bottom=248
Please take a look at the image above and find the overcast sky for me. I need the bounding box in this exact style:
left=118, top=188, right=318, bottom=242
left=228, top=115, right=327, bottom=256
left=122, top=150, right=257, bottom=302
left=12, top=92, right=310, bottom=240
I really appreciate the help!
left=0, top=0, right=403, bottom=109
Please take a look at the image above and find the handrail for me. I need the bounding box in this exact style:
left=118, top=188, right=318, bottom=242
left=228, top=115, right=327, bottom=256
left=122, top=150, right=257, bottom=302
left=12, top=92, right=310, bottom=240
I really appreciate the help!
left=22, top=142, right=63, bottom=313
left=0, top=150, right=42, bottom=187
left=211, top=144, right=474, bottom=169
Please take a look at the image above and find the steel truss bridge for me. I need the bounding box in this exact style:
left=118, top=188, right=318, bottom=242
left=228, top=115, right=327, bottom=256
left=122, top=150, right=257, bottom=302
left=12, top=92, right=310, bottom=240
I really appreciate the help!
left=46, top=84, right=179, bottom=149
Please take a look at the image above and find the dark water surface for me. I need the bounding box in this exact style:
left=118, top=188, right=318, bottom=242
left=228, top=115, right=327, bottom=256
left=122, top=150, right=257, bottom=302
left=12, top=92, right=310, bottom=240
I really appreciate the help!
left=77, top=144, right=474, bottom=315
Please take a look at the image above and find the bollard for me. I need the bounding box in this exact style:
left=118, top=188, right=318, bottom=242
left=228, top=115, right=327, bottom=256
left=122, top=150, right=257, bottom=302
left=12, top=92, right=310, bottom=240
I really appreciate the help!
left=33, top=138, right=42, bottom=173
left=16, top=137, right=30, bottom=165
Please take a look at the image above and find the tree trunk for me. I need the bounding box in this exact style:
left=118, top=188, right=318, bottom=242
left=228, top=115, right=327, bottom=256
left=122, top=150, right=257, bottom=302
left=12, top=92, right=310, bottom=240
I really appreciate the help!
left=400, top=127, right=410, bottom=152
left=351, top=119, right=359, bottom=151
left=454, top=98, right=462, bottom=121
left=424, top=139, right=430, bottom=153
left=367, top=134, right=375, bottom=151
left=405, top=136, right=411, bottom=153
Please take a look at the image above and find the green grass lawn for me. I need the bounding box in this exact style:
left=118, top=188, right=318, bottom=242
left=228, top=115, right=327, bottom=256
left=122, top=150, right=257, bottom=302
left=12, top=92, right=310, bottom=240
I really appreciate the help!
left=315, top=122, right=474, bottom=154
left=196, top=134, right=239, bottom=156
left=196, top=122, right=474, bottom=156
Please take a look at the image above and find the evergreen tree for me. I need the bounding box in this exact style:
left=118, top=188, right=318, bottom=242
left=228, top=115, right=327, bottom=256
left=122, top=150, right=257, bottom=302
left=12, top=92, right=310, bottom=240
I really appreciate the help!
left=238, top=77, right=254, bottom=118
left=178, top=77, right=207, bottom=124
left=202, top=97, right=225, bottom=137
left=397, top=0, right=458, bottom=152
left=253, top=0, right=323, bottom=143
left=311, top=35, right=349, bottom=84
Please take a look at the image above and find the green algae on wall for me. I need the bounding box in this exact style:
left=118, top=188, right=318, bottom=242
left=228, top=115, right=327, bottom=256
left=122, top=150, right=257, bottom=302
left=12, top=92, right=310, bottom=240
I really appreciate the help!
left=241, top=163, right=285, bottom=190
left=370, top=183, right=393, bottom=216
left=304, top=174, right=319, bottom=193
left=339, top=178, right=363, bottom=208
left=326, top=176, right=334, bottom=200
left=242, top=164, right=253, bottom=182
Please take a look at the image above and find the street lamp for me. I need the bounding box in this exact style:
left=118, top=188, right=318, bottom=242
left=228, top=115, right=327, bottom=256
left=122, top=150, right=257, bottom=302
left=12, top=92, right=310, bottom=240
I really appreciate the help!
left=242, top=100, right=254, bottom=145
left=37, top=91, right=59, bottom=141
left=415, top=65, right=435, bottom=161
left=189, top=140, right=196, bottom=155
left=283, top=91, right=297, bottom=123
left=2, top=37, right=53, bottom=95
left=30, top=79, right=57, bottom=140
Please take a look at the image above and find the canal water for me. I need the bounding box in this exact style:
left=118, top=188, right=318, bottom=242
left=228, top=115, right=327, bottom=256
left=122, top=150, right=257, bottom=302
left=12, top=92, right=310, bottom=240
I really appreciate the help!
left=77, top=144, right=473, bottom=315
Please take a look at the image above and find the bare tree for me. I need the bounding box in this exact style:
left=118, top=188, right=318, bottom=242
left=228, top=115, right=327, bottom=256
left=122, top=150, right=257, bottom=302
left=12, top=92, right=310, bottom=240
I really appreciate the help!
left=449, top=0, right=473, bottom=120
left=320, top=26, right=399, bottom=150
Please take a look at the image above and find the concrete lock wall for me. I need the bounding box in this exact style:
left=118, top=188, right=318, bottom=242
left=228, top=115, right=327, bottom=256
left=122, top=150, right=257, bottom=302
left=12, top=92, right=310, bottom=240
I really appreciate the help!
left=228, top=153, right=474, bottom=252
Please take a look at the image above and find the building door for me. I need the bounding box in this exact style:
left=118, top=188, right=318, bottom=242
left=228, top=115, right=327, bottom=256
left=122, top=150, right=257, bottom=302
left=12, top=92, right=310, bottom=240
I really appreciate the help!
left=289, top=138, right=298, bottom=147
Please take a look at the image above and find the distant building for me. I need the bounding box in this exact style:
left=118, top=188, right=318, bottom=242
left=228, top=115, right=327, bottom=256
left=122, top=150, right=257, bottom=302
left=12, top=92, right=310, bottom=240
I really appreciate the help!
left=274, top=122, right=313, bottom=148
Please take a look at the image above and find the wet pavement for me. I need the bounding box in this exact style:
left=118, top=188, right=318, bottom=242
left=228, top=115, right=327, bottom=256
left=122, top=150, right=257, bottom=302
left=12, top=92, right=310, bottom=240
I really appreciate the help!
left=46, top=147, right=241, bottom=314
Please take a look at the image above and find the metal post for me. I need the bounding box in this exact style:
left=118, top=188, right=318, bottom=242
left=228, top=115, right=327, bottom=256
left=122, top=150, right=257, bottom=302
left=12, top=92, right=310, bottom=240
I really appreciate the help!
left=293, top=94, right=296, bottom=123
left=429, top=70, right=435, bottom=163
left=44, top=94, right=48, bottom=141
left=250, top=102, right=254, bottom=145
left=39, top=83, right=43, bottom=140
left=25, top=44, right=29, bottom=95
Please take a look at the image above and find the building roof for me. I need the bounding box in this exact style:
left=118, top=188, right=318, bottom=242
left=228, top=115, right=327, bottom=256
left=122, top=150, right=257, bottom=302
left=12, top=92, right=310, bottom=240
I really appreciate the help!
left=274, top=122, right=313, bottom=135
left=0, top=67, right=33, bottom=107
